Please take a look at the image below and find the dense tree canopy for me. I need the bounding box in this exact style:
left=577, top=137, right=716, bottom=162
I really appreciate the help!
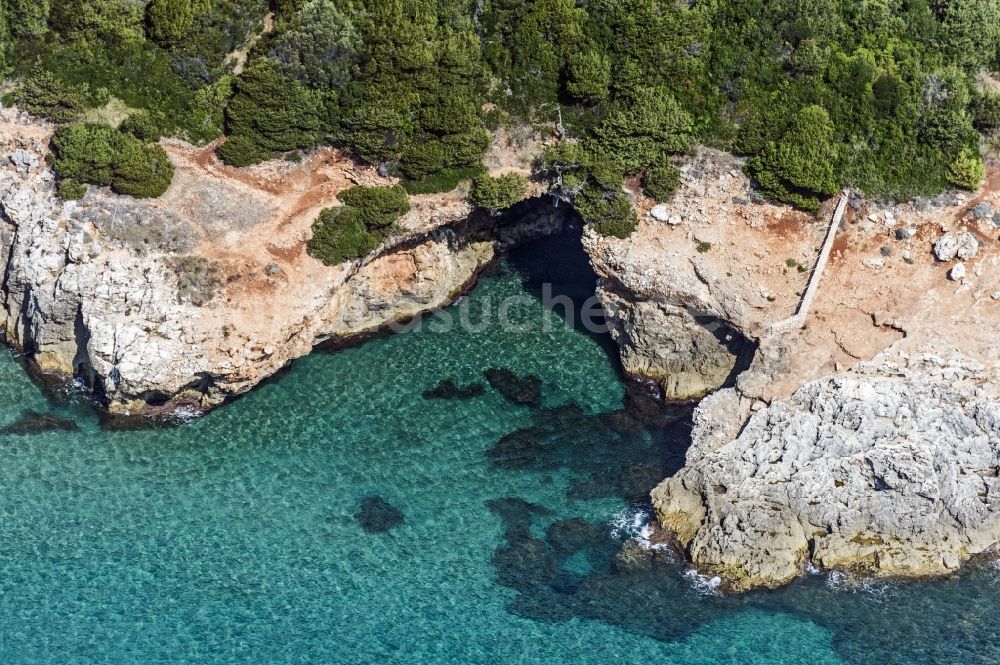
left=4, top=0, right=1000, bottom=230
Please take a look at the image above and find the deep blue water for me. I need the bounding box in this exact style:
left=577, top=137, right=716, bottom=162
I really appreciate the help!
left=0, top=230, right=998, bottom=664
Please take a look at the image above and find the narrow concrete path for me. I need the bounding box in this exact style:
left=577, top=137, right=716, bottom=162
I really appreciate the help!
left=765, top=192, right=849, bottom=336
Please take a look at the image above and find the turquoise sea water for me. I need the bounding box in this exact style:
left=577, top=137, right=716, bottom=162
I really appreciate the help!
left=0, top=230, right=998, bottom=664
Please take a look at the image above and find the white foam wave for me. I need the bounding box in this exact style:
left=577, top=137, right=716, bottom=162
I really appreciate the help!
left=824, top=570, right=892, bottom=599
left=683, top=568, right=723, bottom=596
left=608, top=504, right=651, bottom=542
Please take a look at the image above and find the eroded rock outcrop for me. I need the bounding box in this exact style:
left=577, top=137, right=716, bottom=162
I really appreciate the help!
left=652, top=354, right=1000, bottom=591
left=0, top=113, right=563, bottom=418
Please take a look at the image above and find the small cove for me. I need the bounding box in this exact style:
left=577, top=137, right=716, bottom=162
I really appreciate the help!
left=0, top=227, right=997, bottom=664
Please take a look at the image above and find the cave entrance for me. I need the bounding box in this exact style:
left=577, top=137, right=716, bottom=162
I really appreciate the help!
left=504, top=205, right=621, bottom=367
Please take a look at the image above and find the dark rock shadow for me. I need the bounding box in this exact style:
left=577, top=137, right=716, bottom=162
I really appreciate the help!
left=356, top=495, right=405, bottom=534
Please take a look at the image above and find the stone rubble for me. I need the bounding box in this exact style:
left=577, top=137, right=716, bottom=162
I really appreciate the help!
left=934, top=231, right=979, bottom=262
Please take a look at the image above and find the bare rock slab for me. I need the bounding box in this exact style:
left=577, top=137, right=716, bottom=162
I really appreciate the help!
left=653, top=354, right=1000, bottom=592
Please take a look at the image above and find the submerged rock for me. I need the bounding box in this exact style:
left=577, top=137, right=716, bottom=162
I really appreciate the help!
left=618, top=463, right=666, bottom=503
left=0, top=410, right=80, bottom=436
left=486, top=497, right=553, bottom=542
left=355, top=496, right=405, bottom=534
left=546, top=518, right=602, bottom=557
left=421, top=379, right=486, bottom=400
left=483, top=368, right=542, bottom=406
left=488, top=428, right=543, bottom=469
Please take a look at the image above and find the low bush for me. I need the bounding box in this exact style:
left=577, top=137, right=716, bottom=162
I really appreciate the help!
left=468, top=173, right=528, bottom=212
left=217, top=135, right=271, bottom=168
left=56, top=179, right=88, bottom=200
left=50, top=123, right=174, bottom=198
left=337, top=185, right=411, bottom=230
left=643, top=164, right=681, bottom=202
left=402, top=165, right=485, bottom=195
left=307, top=185, right=412, bottom=266
left=948, top=148, right=985, bottom=190
left=573, top=186, right=637, bottom=239
left=119, top=110, right=164, bottom=142
left=13, top=67, right=89, bottom=123
left=307, top=207, right=381, bottom=265
left=745, top=105, right=840, bottom=212
left=220, top=58, right=322, bottom=166
left=112, top=142, right=174, bottom=197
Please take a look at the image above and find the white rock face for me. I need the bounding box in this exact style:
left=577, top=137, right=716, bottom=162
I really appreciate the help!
left=934, top=231, right=979, bottom=262
left=0, top=123, right=561, bottom=418
left=9, top=149, right=38, bottom=173
left=949, top=262, right=966, bottom=281
left=650, top=204, right=670, bottom=222
left=652, top=354, right=1000, bottom=591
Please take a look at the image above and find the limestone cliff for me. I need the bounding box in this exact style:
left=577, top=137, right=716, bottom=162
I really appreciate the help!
left=0, top=112, right=564, bottom=418
left=605, top=146, right=1000, bottom=591
left=653, top=354, right=1000, bottom=592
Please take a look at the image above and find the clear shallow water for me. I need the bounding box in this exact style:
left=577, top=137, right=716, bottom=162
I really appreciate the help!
left=0, top=231, right=997, bottom=664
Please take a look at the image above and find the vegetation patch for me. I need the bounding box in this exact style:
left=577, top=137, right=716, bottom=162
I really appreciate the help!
left=468, top=173, right=528, bottom=213
left=5, top=0, right=1000, bottom=215
left=50, top=123, right=174, bottom=198
left=643, top=164, right=681, bottom=203
left=307, top=185, right=411, bottom=266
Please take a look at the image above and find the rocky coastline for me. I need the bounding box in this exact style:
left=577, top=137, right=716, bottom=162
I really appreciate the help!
left=0, top=111, right=566, bottom=420
left=5, top=109, right=1000, bottom=590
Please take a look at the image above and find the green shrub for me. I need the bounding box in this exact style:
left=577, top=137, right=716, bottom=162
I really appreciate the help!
left=221, top=59, right=322, bottom=166
left=32, top=38, right=194, bottom=132
left=181, top=75, right=232, bottom=145
left=217, top=135, right=271, bottom=167
left=112, top=142, right=174, bottom=197
left=643, top=164, right=681, bottom=202
left=50, top=123, right=174, bottom=198
left=592, top=86, right=694, bottom=173
left=56, top=179, right=88, bottom=200
left=402, top=165, right=485, bottom=195
left=574, top=186, right=637, bottom=239
left=948, top=148, right=985, bottom=190
left=146, top=0, right=194, bottom=47
left=696, top=242, right=711, bottom=253
left=120, top=111, right=163, bottom=142
left=266, top=0, right=363, bottom=88
left=973, top=93, right=1000, bottom=131
left=337, top=185, right=411, bottom=229
left=50, top=123, right=119, bottom=186
left=308, top=185, right=411, bottom=265
left=307, top=207, right=381, bottom=265
left=565, top=51, right=611, bottom=103
left=746, top=105, right=840, bottom=211
left=13, top=67, right=89, bottom=123
left=400, top=140, right=449, bottom=180
left=468, top=173, right=528, bottom=212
